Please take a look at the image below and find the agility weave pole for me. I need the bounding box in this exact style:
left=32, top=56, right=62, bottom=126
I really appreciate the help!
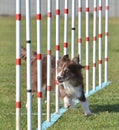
left=36, top=0, right=42, bottom=129
left=16, top=0, right=110, bottom=130
left=26, top=0, right=32, bottom=129
left=55, top=0, right=60, bottom=114
left=16, top=0, right=21, bottom=129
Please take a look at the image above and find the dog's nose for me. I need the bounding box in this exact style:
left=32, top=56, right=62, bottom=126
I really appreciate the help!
left=57, top=76, right=62, bottom=81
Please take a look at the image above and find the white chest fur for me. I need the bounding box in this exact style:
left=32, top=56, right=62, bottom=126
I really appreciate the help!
left=63, top=81, right=82, bottom=99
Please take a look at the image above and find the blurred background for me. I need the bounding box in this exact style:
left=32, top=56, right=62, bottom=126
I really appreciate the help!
left=0, top=0, right=119, bottom=17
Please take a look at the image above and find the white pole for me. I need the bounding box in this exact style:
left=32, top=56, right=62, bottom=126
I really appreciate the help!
left=36, top=0, right=42, bottom=129
left=92, top=0, right=97, bottom=90
left=64, top=0, right=69, bottom=55
left=85, top=0, right=90, bottom=94
left=55, top=0, right=60, bottom=113
left=105, top=0, right=109, bottom=83
left=98, top=0, right=102, bottom=87
left=16, top=0, right=21, bottom=129
left=26, top=0, right=32, bottom=129
left=78, top=0, right=82, bottom=63
left=71, top=0, right=76, bottom=59
left=47, top=0, right=52, bottom=122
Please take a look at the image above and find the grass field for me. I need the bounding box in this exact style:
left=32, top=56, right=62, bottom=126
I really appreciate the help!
left=0, top=16, right=119, bottom=130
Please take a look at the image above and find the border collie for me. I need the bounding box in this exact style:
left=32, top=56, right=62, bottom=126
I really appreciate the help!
left=21, top=47, right=91, bottom=115
left=57, top=54, right=91, bottom=115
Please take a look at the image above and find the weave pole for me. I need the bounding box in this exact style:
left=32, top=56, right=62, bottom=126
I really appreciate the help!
left=98, top=0, right=102, bottom=87
left=36, top=0, right=42, bottom=129
left=85, top=0, right=90, bottom=94
left=71, top=0, right=76, bottom=58
left=55, top=0, right=60, bottom=113
left=26, top=0, right=32, bottom=129
left=16, top=0, right=21, bottom=129
left=105, top=0, right=109, bottom=83
left=78, top=0, right=82, bottom=63
left=47, top=0, right=52, bottom=122
left=92, top=0, right=97, bottom=90
left=64, top=0, right=69, bottom=55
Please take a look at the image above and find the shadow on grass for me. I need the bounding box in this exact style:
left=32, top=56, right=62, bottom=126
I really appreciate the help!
left=91, top=104, right=119, bottom=113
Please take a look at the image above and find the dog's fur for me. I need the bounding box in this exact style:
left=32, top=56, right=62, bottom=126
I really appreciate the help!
left=21, top=47, right=91, bottom=115
left=21, top=47, right=56, bottom=100
left=57, top=55, right=91, bottom=115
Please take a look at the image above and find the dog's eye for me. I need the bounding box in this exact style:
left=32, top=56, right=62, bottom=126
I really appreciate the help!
left=64, top=69, right=69, bottom=73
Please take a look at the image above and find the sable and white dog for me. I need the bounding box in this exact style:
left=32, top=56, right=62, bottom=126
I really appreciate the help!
left=57, top=55, right=92, bottom=115
left=21, top=47, right=91, bottom=115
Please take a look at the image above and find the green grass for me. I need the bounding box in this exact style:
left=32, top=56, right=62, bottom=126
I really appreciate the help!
left=0, top=16, right=119, bottom=130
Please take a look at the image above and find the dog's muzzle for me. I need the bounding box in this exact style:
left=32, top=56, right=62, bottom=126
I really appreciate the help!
left=57, top=76, right=64, bottom=83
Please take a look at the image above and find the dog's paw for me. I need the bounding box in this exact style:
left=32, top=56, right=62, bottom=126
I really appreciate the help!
left=84, top=110, right=92, bottom=116
left=63, top=96, right=72, bottom=108
left=64, top=102, right=71, bottom=108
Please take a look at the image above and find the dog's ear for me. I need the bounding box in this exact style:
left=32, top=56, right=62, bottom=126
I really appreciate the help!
left=21, top=46, right=27, bottom=60
left=71, top=54, right=80, bottom=64
left=21, top=46, right=37, bottom=61
left=32, top=50, right=37, bottom=57
left=62, top=54, right=69, bottom=61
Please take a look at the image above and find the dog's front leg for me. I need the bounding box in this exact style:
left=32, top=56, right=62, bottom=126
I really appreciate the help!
left=80, top=100, right=92, bottom=116
left=78, top=91, right=92, bottom=115
left=59, top=85, right=72, bottom=108
left=63, top=96, right=72, bottom=108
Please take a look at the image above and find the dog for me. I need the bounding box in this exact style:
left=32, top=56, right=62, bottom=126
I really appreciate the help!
left=21, top=47, right=56, bottom=101
left=57, top=54, right=92, bottom=115
left=21, top=47, right=91, bottom=115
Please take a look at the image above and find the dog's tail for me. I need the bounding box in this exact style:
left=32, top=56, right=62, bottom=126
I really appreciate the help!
left=21, top=46, right=37, bottom=61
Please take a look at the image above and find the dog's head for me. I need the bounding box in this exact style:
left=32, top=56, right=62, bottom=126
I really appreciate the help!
left=57, top=55, right=85, bottom=83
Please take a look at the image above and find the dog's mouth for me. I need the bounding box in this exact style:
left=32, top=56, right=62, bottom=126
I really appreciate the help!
left=57, top=76, right=64, bottom=83
left=57, top=76, right=71, bottom=83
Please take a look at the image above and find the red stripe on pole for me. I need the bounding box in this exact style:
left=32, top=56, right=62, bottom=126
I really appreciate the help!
left=98, top=60, right=102, bottom=64
left=16, top=14, right=21, bottom=20
left=98, top=6, right=102, bottom=10
left=98, top=34, right=102, bottom=38
left=94, top=7, right=97, bottom=12
left=105, top=58, right=108, bottom=61
left=56, top=9, right=60, bottom=15
left=106, top=6, right=109, bottom=10
left=85, top=8, right=89, bottom=12
left=105, top=32, right=109, bottom=36
left=47, top=12, right=52, bottom=17
left=64, top=42, right=68, bottom=48
left=93, top=63, right=96, bottom=67
left=16, top=59, right=21, bottom=65
left=56, top=45, right=60, bottom=50
left=78, top=7, right=82, bottom=12
left=47, top=86, right=51, bottom=91
left=86, top=66, right=90, bottom=70
left=16, top=102, right=21, bottom=108
left=93, top=36, right=96, bottom=41
left=37, top=92, right=42, bottom=98
left=86, top=37, right=90, bottom=42
left=36, top=14, right=41, bottom=20
left=37, top=54, right=42, bottom=60
left=47, top=50, right=51, bottom=55
left=78, top=38, right=82, bottom=43
left=64, top=9, right=68, bottom=14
